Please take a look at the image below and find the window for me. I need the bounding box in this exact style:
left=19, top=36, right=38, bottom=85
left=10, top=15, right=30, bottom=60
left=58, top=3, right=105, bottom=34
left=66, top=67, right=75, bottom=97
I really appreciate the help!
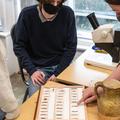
left=14, top=0, right=38, bottom=20
left=20, top=0, right=37, bottom=9
left=0, top=0, right=4, bottom=31
left=0, top=0, right=15, bottom=31
left=67, top=0, right=120, bottom=49
left=0, top=0, right=38, bottom=31
left=12, top=0, right=120, bottom=49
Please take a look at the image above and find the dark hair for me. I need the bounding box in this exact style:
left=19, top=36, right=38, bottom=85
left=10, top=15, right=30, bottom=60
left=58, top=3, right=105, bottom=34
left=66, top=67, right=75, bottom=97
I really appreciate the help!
left=105, top=0, right=120, bottom=5
left=36, top=0, right=67, bottom=3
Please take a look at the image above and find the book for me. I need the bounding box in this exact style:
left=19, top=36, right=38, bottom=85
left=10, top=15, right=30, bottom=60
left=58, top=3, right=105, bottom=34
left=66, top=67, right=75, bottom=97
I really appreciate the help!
left=84, top=49, right=118, bottom=70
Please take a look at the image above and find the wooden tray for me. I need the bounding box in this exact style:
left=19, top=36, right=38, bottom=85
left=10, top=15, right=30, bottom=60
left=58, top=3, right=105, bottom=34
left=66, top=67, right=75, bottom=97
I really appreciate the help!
left=35, top=86, right=88, bottom=120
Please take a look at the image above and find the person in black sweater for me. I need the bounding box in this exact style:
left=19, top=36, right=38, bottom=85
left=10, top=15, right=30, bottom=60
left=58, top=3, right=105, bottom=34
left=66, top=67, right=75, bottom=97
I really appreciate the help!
left=14, top=0, right=77, bottom=96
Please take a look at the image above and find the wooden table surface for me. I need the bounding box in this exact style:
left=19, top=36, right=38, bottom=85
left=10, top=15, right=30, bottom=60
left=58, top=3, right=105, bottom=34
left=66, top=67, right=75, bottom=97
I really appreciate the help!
left=15, top=48, right=113, bottom=120
left=16, top=81, right=99, bottom=120
left=15, top=81, right=67, bottom=120
left=57, top=48, right=112, bottom=86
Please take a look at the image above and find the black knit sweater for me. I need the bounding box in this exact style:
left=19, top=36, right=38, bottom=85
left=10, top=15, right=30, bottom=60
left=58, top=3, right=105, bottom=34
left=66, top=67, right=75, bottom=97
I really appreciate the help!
left=14, top=5, right=77, bottom=76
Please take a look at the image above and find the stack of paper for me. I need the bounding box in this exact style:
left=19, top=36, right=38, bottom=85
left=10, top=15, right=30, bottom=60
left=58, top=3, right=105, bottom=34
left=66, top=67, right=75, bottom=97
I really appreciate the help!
left=84, top=49, right=118, bottom=70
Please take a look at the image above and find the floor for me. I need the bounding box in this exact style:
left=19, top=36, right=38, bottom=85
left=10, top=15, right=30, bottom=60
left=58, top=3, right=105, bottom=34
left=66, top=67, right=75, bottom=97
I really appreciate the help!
left=10, top=50, right=84, bottom=104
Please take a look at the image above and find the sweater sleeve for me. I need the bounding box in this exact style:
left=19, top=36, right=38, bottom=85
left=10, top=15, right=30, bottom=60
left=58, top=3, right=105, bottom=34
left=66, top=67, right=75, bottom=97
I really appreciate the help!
left=14, top=10, right=37, bottom=76
left=54, top=10, right=77, bottom=76
left=0, top=40, right=20, bottom=119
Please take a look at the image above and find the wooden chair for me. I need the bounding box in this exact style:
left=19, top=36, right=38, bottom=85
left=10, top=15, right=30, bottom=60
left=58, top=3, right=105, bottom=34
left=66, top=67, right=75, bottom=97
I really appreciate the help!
left=10, top=24, right=29, bottom=103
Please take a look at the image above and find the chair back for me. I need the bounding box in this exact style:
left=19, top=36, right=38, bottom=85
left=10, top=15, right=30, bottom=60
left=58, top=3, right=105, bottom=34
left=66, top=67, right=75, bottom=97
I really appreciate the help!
left=10, top=24, right=29, bottom=86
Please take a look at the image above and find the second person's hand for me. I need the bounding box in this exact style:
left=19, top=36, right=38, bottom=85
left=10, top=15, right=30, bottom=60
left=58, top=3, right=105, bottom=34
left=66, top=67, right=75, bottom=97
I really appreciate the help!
left=77, top=87, right=97, bottom=105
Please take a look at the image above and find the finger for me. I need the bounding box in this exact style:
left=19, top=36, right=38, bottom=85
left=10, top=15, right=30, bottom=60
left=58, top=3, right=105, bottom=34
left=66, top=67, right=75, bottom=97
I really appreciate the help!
left=35, top=75, right=44, bottom=81
left=34, top=79, right=43, bottom=86
left=84, top=95, right=97, bottom=104
left=32, top=76, right=43, bottom=86
left=48, top=76, right=52, bottom=81
left=32, top=80, right=35, bottom=85
left=37, top=73, right=46, bottom=82
left=39, top=79, right=46, bottom=84
left=32, top=78, right=37, bottom=86
left=77, top=97, right=85, bottom=106
left=83, top=90, right=93, bottom=99
left=48, top=75, right=56, bottom=81
left=52, top=76, right=56, bottom=81
left=37, top=78, right=46, bottom=85
left=77, top=89, right=93, bottom=105
left=39, top=71, right=45, bottom=78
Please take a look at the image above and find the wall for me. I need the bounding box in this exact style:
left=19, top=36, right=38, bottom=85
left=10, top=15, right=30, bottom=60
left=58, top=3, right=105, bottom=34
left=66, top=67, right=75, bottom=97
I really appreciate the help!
left=0, top=0, right=19, bottom=75
left=0, top=33, right=19, bottom=75
left=0, top=0, right=15, bottom=31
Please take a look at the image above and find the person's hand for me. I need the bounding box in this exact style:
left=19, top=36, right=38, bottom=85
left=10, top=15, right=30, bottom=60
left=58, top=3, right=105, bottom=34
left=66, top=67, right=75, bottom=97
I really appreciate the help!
left=77, top=87, right=97, bottom=105
left=31, top=70, right=46, bottom=85
left=48, top=74, right=56, bottom=81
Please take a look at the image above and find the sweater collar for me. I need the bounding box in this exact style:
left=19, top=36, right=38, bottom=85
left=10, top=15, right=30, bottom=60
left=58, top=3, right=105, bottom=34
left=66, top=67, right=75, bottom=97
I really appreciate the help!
left=37, top=5, right=57, bottom=22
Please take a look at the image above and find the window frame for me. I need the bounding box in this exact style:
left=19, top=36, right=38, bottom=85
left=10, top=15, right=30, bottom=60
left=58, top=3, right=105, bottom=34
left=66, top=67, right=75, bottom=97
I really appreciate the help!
left=66, top=0, right=118, bottom=50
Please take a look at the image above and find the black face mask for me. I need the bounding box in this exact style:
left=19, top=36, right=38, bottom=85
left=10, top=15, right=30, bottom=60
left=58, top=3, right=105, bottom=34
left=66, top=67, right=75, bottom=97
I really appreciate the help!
left=43, top=3, right=62, bottom=14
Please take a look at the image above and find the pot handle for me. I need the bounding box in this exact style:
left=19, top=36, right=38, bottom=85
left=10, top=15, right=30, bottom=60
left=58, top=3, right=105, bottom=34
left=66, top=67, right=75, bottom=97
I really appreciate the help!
left=94, top=81, right=104, bottom=98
